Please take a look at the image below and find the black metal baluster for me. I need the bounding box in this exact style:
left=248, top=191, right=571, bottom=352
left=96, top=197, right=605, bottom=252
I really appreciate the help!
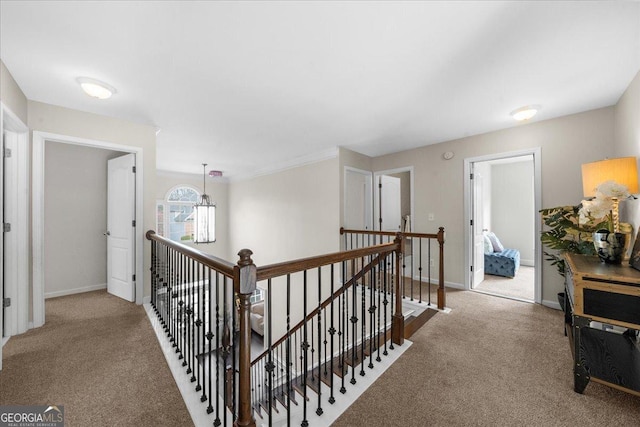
left=207, top=270, right=214, bottom=415
left=375, top=260, right=382, bottom=363
left=368, top=259, right=375, bottom=369
left=351, top=258, right=357, bottom=385
left=328, top=263, right=336, bottom=404
left=410, top=236, right=414, bottom=301
left=222, top=273, right=228, bottom=427
left=231, top=279, right=237, bottom=421
left=428, top=238, right=432, bottom=306
left=302, top=271, right=309, bottom=427
left=389, top=252, right=395, bottom=351
left=383, top=254, right=389, bottom=356
left=340, top=260, right=346, bottom=394
left=360, top=255, right=366, bottom=377
left=213, top=272, right=220, bottom=424
left=267, top=279, right=273, bottom=425
left=195, top=263, right=202, bottom=392
left=286, top=274, right=291, bottom=426
left=419, top=238, right=423, bottom=304
left=316, top=267, right=323, bottom=416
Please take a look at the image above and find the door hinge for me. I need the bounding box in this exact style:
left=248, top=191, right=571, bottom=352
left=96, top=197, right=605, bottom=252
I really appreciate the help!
left=2, top=223, right=11, bottom=232
left=470, top=265, right=474, bottom=272
left=132, top=220, right=136, bottom=227
left=132, top=166, right=136, bottom=173
left=3, top=297, right=10, bottom=308
left=470, top=219, right=473, bottom=226
left=132, top=274, right=136, bottom=282
left=470, top=173, right=473, bottom=179
left=3, top=148, right=11, bottom=158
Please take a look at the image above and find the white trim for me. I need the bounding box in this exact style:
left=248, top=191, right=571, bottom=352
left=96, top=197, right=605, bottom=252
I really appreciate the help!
left=32, top=131, right=146, bottom=329
left=45, top=283, right=107, bottom=299
left=1, top=103, right=29, bottom=337
left=143, top=295, right=151, bottom=304
left=463, top=147, right=543, bottom=304
left=229, top=146, right=339, bottom=182
left=542, top=299, right=562, bottom=310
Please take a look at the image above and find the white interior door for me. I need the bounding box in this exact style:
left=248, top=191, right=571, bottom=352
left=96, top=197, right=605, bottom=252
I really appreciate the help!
left=0, top=130, right=4, bottom=370
left=344, top=169, right=373, bottom=230
left=472, top=166, right=485, bottom=287
left=107, top=154, right=136, bottom=302
left=377, top=175, right=401, bottom=232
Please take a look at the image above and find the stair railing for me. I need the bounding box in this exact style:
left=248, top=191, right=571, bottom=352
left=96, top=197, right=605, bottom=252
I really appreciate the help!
left=147, top=228, right=444, bottom=426
left=340, top=227, right=446, bottom=310
left=249, top=240, right=402, bottom=425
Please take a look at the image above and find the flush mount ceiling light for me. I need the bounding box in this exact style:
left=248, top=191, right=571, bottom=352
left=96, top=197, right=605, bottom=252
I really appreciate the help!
left=76, top=77, right=117, bottom=99
left=510, top=105, right=541, bottom=121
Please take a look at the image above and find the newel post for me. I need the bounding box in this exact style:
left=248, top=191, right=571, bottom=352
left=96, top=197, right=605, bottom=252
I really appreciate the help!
left=437, top=227, right=446, bottom=310
left=392, top=233, right=405, bottom=346
left=234, top=249, right=257, bottom=427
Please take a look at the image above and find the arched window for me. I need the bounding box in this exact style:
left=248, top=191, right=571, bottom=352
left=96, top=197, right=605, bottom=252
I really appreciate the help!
left=156, top=186, right=200, bottom=242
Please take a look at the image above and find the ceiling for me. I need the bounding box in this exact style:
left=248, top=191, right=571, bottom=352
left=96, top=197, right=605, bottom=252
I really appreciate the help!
left=1, top=1, right=639, bottom=178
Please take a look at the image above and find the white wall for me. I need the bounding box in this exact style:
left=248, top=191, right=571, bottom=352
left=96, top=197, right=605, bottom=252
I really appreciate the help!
left=156, top=171, right=230, bottom=260
left=491, top=160, right=535, bottom=265
left=44, top=142, right=125, bottom=297
left=0, top=60, right=27, bottom=124
left=614, top=70, right=640, bottom=242
left=372, top=107, right=615, bottom=303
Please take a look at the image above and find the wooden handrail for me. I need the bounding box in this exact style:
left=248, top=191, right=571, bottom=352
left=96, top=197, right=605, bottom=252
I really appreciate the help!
left=251, top=251, right=390, bottom=365
left=256, top=241, right=398, bottom=281
left=340, top=226, right=439, bottom=239
left=145, top=230, right=235, bottom=278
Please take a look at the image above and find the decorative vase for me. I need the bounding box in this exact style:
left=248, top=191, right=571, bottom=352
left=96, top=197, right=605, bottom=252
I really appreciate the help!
left=592, top=230, right=627, bottom=264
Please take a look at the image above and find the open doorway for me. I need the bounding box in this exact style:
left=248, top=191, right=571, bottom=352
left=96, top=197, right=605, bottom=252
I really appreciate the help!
left=464, top=149, right=542, bottom=303
left=32, top=131, right=145, bottom=328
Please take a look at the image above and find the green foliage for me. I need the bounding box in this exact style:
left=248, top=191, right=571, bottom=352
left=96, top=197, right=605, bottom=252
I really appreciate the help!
left=540, top=205, right=607, bottom=277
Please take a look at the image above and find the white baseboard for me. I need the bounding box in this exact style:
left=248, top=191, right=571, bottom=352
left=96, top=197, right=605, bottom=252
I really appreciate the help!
left=542, top=299, right=561, bottom=310
left=142, top=295, right=151, bottom=304
left=45, top=283, right=107, bottom=299
left=520, top=259, right=535, bottom=267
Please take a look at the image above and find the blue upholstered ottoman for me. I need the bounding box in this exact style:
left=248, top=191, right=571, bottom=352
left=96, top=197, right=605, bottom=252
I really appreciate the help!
left=484, top=248, right=520, bottom=278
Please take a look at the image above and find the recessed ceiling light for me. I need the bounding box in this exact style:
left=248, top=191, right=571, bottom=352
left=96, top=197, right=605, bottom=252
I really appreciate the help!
left=510, top=105, right=540, bottom=121
left=76, top=77, right=117, bottom=99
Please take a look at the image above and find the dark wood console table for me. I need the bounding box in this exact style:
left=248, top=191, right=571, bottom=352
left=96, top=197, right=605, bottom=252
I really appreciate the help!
left=564, top=253, right=640, bottom=396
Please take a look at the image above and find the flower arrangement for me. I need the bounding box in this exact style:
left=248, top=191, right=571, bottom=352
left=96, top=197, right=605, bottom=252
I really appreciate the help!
left=578, top=180, right=630, bottom=232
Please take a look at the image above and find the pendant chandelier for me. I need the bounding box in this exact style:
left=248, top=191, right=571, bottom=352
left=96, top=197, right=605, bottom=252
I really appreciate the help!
left=193, top=163, right=216, bottom=243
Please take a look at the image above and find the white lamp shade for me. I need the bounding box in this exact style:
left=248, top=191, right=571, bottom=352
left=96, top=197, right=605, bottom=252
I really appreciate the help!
left=193, top=204, right=216, bottom=243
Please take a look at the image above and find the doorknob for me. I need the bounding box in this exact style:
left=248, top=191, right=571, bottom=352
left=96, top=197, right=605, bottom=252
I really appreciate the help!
left=104, top=231, right=111, bottom=236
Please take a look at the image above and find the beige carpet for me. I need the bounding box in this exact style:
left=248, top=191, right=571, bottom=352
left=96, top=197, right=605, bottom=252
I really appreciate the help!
left=475, top=265, right=535, bottom=301
left=334, top=289, right=640, bottom=426
left=0, top=290, right=193, bottom=427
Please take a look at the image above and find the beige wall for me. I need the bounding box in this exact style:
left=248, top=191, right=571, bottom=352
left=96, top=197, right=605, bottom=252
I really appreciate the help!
left=0, top=60, right=28, bottom=123
left=372, top=107, right=616, bottom=303
left=44, top=142, right=125, bottom=297
left=614, top=70, right=640, bottom=236
left=229, top=158, right=340, bottom=264
left=156, top=171, right=230, bottom=260
left=229, top=158, right=341, bottom=341
left=28, top=101, right=157, bottom=298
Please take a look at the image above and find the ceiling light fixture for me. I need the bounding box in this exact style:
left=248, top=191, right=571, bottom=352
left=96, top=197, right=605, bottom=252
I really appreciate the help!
left=76, top=77, right=117, bottom=99
left=510, top=105, right=540, bottom=121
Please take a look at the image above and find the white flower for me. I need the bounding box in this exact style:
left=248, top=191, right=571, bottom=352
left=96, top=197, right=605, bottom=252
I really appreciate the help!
left=578, top=198, right=613, bottom=225
left=595, top=180, right=631, bottom=199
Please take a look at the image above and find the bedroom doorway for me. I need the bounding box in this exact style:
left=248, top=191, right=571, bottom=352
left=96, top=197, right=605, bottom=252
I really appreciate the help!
left=464, top=149, right=542, bottom=304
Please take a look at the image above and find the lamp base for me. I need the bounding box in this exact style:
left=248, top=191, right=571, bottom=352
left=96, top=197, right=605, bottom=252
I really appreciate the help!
left=593, top=230, right=627, bottom=264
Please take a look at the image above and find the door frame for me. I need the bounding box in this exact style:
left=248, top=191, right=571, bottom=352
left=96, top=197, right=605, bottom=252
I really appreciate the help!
left=1, top=103, right=29, bottom=370
left=32, top=131, right=144, bottom=328
left=373, top=166, right=415, bottom=232
left=463, top=147, right=542, bottom=303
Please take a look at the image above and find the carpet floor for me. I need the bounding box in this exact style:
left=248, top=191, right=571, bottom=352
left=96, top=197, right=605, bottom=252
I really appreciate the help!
left=0, top=290, right=193, bottom=427
left=475, top=265, right=535, bottom=301
left=334, top=289, right=640, bottom=426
